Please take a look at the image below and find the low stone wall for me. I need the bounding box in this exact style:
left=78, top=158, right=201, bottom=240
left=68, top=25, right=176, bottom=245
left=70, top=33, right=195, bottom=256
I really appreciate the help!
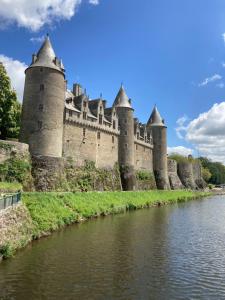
left=0, top=204, right=34, bottom=260
left=167, top=159, right=184, bottom=190
left=0, top=140, right=29, bottom=163
left=32, top=156, right=122, bottom=192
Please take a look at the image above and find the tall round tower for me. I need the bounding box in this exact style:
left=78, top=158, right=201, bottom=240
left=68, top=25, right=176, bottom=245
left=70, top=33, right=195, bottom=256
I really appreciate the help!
left=19, top=36, right=65, bottom=157
left=113, top=85, right=135, bottom=190
left=147, top=106, right=170, bottom=190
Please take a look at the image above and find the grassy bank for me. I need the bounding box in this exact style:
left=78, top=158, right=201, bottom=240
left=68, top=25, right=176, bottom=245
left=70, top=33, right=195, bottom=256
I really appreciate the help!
left=23, top=190, right=210, bottom=238
left=0, top=190, right=210, bottom=259
left=0, top=182, right=22, bottom=193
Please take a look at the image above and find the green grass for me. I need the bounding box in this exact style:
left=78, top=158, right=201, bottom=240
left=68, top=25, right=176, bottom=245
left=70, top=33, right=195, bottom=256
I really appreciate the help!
left=0, top=181, right=22, bottom=193
left=23, top=190, right=210, bottom=238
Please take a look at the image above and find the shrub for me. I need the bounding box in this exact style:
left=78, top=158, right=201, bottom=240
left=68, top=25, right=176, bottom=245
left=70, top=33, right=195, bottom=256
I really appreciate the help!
left=136, top=171, right=154, bottom=181
left=0, top=157, right=31, bottom=183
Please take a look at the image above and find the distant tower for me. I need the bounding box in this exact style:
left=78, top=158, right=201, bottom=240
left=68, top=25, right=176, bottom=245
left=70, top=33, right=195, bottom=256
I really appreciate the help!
left=113, top=85, right=136, bottom=190
left=19, top=35, right=65, bottom=157
left=147, top=106, right=170, bottom=190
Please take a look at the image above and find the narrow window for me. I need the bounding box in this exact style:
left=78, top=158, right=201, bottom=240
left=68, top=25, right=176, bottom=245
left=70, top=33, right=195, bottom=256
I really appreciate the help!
left=100, top=106, right=102, bottom=112
left=124, top=130, right=128, bottom=136
left=136, top=145, right=138, bottom=150
left=113, top=120, right=116, bottom=129
left=97, top=132, right=101, bottom=139
left=83, top=128, right=86, bottom=137
left=69, top=110, right=72, bottom=117
left=39, top=104, right=43, bottom=111
left=112, top=135, right=114, bottom=143
left=83, top=101, right=87, bottom=108
left=125, top=143, right=128, bottom=149
left=40, top=84, right=44, bottom=91
left=83, top=112, right=87, bottom=120
left=124, top=119, right=127, bottom=124
left=40, top=68, right=43, bottom=72
left=137, top=132, right=139, bottom=139
left=99, top=114, right=103, bottom=125
left=38, top=121, right=42, bottom=129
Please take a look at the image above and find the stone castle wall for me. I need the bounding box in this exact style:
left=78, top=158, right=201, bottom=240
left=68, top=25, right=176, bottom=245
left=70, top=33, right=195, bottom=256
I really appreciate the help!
left=63, top=122, right=119, bottom=169
left=134, top=141, right=153, bottom=171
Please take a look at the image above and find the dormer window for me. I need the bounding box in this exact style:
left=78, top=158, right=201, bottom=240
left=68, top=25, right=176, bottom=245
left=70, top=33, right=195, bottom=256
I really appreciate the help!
left=100, top=106, right=102, bottom=112
left=113, top=120, right=116, bottom=129
left=83, top=101, right=87, bottom=108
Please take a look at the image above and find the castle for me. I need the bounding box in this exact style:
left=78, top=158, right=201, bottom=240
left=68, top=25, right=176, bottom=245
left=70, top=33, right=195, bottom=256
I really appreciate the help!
left=19, top=36, right=171, bottom=191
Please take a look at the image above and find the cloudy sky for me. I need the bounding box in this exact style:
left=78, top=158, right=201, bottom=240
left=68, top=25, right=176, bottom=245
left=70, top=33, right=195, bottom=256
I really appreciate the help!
left=0, top=0, right=225, bottom=163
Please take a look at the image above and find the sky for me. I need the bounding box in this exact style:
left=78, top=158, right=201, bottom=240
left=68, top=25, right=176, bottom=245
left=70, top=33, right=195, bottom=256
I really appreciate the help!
left=0, top=0, right=225, bottom=163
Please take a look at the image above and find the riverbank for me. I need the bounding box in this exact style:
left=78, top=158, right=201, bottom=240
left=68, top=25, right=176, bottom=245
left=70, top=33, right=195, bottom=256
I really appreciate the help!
left=0, top=190, right=210, bottom=260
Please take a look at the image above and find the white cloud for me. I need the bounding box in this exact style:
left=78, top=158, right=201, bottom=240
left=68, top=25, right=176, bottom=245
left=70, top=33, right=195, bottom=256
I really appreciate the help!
left=198, top=74, right=222, bottom=87
left=0, top=0, right=99, bottom=32
left=30, top=35, right=45, bottom=43
left=175, top=115, right=189, bottom=139
left=0, top=55, right=27, bottom=101
left=185, top=102, right=225, bottom=163
left=89, top=0, right=99, bottom=4
left=222, top=62, right=225, bottom=68
left=222, top=33, right=225, bottom=43
left=168, top=146, right=194, bottom=156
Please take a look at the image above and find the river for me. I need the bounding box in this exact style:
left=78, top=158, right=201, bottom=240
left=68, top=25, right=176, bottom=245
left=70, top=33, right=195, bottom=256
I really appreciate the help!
left=0, top=195, right=225, bottom=299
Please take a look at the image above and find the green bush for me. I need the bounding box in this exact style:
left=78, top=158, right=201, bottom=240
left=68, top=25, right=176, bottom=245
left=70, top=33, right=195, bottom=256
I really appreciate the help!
left=0, top=157, right=31, bottom=183
left=136, top=171, right=154, bottom=181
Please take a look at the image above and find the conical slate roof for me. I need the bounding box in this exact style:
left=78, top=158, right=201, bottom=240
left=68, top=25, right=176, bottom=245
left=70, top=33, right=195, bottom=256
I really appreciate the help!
left=148, top=105, right=165, bottom=126
left=29, top=36, right=64, bottom=73
left=113, top=85, right=132, bottom=108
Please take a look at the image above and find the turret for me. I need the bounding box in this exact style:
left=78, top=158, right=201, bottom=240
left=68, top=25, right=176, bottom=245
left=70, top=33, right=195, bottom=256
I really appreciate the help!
left=147, top=106, right=170, bottom=190
left=20, top=35, right=66, bottom=157
left=113, top=85, right=135, bottom=190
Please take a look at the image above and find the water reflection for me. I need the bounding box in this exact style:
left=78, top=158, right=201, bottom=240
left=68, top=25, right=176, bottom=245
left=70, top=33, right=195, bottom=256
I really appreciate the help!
left=0, top=196, right=225, bottom=299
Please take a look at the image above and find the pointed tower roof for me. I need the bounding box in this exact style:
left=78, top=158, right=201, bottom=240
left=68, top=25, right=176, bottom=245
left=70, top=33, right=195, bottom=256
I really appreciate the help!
left=29, top=35, right=64, bottom=73
left=148, top=105, right=165, bottom=127
left=113, top=85, right=132, bottom=109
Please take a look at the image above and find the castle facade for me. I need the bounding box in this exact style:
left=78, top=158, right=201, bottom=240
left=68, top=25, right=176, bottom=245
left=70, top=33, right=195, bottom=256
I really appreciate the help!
left=19, top=36, right=170, bottom=190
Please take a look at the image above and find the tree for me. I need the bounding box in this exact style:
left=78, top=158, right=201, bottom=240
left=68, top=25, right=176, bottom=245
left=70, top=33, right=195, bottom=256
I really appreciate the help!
left=201, top=167, right=211, bottom=183
left=0, top=62, right=21, bottom=139
left=199, top=157, right=225, bottom=184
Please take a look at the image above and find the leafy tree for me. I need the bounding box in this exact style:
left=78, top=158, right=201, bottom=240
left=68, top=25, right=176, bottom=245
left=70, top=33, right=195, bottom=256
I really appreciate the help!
left=0, top=62, right=21, bottom=139
left=201, top=167, right=211, bottom=183
left=199, top=157, right=225, bottom=184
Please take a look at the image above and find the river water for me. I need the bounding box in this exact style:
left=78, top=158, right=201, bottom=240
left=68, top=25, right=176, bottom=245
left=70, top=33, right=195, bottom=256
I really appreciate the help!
left=0, top=195, right=225, bottom=299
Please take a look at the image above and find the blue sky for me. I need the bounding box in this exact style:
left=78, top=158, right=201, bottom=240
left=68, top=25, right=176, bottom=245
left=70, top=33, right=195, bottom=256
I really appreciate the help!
left=1, top=0, right=225, bottom=162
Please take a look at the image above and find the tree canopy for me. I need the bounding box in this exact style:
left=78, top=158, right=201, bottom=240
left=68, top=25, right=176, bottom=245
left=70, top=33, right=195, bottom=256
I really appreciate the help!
left=199, top=157, right=225, bottom=185
left=0, top=62, right=21, bottom=140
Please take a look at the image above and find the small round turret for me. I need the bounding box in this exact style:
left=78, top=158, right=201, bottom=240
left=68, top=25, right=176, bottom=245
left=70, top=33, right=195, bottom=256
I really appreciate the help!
left=20, top=36, right=65, bottom=157
left=148, top=106, right=170, bottom=190
left=113, top=85, right=135, bottom=190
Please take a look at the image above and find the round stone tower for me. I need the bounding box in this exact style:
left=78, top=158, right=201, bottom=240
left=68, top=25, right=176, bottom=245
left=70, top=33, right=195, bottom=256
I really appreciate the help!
left=147, top=106, right=170, bottom=190
left=113, top=85, right=136, bottom=190
left=20, top=36, right=65, bottom=157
